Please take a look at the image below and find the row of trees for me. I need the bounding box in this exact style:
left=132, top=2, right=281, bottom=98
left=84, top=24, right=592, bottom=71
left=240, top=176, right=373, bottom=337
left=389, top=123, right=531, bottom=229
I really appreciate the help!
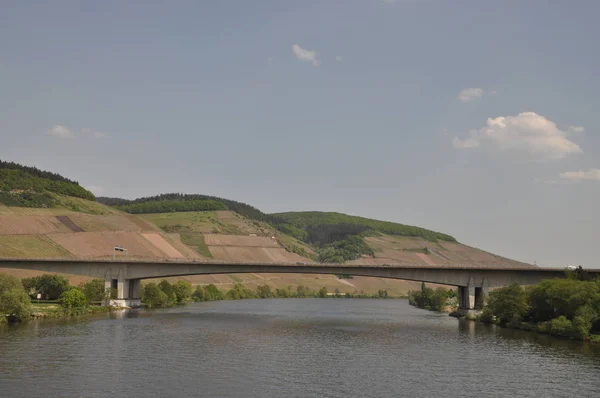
left=115, top=199, right=228, bottom=214
left=481, top=277, right=600, bottom=340
left=140, top=280, right=194, bottom=308
left=98, top=193, right=271, bottom=222
left=408, top=283, right=458, bottom=312
left=141, top=281, right=394, bottom=308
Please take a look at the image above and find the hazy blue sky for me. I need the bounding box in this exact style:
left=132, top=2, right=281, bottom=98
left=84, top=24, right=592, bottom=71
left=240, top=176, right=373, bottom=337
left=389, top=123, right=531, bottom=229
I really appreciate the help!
left=2, top=1, right=599, bottom=267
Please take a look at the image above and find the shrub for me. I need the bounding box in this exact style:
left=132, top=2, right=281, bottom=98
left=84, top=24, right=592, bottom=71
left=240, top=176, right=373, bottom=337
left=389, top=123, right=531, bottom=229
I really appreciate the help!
left=172, top=280, right=193, bottom=303
left=486, top=284, right=530, bottom=325
left=59, top=288, right=87, bottom=309
left=22, top=274, right=70, bottom=300
left=141, top=283, right=170, bottom=308
left=192, top=286, right=205, bottom=302
left=0, top=274, right=33, bottom=322
left=547, top=316, right=576, bottom=338
left=1, top=288, right=32, bottom=322
left=81, top=279, right=106, bottom=302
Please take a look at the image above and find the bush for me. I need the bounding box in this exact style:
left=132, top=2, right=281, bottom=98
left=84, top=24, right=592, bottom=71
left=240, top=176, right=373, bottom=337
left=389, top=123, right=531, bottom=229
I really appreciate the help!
left=547, top=316, right=576, bottom=338
left=0, top=274, right=33, bottom=322
left=172, top=280, right=193, bottom=303
left=141, top=283, right=170, bottom=308
left=59, top=288, right=87, bottom=309
left=256, top=285, right=274, bottom=298
left=81, top=279, right=106, bottom=302
left=486, top=284, right=530, bottom=325
left=226, top=284, right=256, bottom=300
left=192, top=285, right=205, bottom=302
left=1, top=288, right=32, bottom=322
left=22, top=274, right=70, bottom=300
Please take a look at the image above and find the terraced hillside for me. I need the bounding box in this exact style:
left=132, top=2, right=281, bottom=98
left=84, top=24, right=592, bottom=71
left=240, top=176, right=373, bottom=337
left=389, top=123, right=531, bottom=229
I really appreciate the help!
left=0, top=161, right=532, bottom=296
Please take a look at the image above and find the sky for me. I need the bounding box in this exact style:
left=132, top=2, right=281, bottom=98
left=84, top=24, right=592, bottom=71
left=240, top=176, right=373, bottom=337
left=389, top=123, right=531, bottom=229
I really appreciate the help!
left=1, top=0, right=599, bottom=268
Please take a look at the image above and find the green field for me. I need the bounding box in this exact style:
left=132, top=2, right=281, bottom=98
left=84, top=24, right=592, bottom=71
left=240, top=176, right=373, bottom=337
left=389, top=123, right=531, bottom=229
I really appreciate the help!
left=179, top=233, right=213, bottom=258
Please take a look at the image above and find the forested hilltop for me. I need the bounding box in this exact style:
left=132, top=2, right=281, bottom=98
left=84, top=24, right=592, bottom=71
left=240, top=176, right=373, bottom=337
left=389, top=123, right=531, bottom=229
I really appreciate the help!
left=98, top=193, right=457, bottom=263
left=0, top=160, right=95, bottom=207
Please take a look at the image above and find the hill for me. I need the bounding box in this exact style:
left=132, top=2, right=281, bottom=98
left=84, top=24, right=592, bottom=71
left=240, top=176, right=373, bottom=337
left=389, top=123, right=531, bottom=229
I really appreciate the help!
left=0, top=163, right=533, bottom=296
left=0, top=159, right=95, bottom=208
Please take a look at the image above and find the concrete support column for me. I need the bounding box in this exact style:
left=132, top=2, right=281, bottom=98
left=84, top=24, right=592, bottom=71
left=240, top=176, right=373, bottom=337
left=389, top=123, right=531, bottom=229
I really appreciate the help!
left=117, top=278, right=127, bottom=299
left=458, top=286, right=475, bottom=310
left=129, top=279, right=141, bottom=299
left=474, top=286, right=488, bottom=309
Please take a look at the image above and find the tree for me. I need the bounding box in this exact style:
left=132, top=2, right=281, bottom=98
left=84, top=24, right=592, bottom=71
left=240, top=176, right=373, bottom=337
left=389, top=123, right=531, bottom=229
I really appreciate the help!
left=0, top=274, right=32, bottom=322
left=81, top=279, right=106, bottom=303
left=318, top=287, right=328, bottom=298
left=203, top=284, right=224, bottom=301
left=141, top=283, right=169, bottom=308
left=1, top=273, right=21, bottom=294
left=276, top=288, right=289, bottom=298
left=192, top=285, right=205, bottom=302
left=486, top=284, right=530, bottom=325
left=59, top=288, right=87, bottom=309
left=226, top=284, right=255, bottom=300
left=296, top=285, right=309, bottom=298
left=256, top=285, right=273, bottom=299
left=22, top=274, right=69, bottom=300
left=172, top=280, right=193, bottom=303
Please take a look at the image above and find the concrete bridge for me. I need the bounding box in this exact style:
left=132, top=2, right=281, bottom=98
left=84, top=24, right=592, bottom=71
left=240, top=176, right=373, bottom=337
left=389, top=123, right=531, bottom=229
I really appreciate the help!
left=3, top=258, right=598, bottom=311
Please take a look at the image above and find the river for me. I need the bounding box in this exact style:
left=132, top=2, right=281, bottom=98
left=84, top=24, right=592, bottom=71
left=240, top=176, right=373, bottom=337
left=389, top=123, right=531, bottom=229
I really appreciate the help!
left=1, top=299, right=599, bottom=397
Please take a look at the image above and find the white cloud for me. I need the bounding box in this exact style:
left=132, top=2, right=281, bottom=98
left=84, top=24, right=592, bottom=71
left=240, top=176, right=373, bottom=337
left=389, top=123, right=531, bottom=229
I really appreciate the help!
left=488, top=90, right=498, bottom=96
left=48, top=125, right=75, bottom=138
left=568, top=125, right=585, bottom=133
left=336, top=55, right=343, bottom=62
left=453, top=112, right=583, bottom=161
left=457, top=88, right=484, bottom=103
left=47, top=125, right=107, bottom=139
left=452, top=134, right=480, bottom=149
left=85, top=185, right=105, bottom=196
left=292, top=44, right=320, bottom=67
left=559, top=168, right=600, bottom=182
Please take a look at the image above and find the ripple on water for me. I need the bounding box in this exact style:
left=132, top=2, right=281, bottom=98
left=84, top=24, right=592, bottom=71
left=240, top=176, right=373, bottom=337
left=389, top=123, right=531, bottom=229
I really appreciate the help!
left=1, top=299, right=599, bottom=397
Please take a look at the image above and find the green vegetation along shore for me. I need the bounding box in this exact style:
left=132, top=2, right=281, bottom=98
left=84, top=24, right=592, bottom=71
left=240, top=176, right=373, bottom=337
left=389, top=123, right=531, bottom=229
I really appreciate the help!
left=1, top=273, right=114, bottom=323
left=478, top=275, right=600, bottom=343
left=141, top=279, right=396, bottom=308
left=408, top=283, right=458, bottom=312
left=2, top=272, right=398, bottom=323
left=408, top=271, right=600, bottom=343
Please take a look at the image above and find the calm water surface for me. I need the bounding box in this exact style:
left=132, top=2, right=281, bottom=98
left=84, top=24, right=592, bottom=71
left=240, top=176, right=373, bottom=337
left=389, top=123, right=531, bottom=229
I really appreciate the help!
left=1, top=299, right=599, bottom=397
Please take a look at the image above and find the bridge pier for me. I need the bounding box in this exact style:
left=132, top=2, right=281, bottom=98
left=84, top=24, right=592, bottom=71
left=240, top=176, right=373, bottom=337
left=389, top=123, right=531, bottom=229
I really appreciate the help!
left=458, top=286, right=475, bottom=311
left=104, top=277, right=141, bottom=308
left=456, top=278, right=488, bottom=316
